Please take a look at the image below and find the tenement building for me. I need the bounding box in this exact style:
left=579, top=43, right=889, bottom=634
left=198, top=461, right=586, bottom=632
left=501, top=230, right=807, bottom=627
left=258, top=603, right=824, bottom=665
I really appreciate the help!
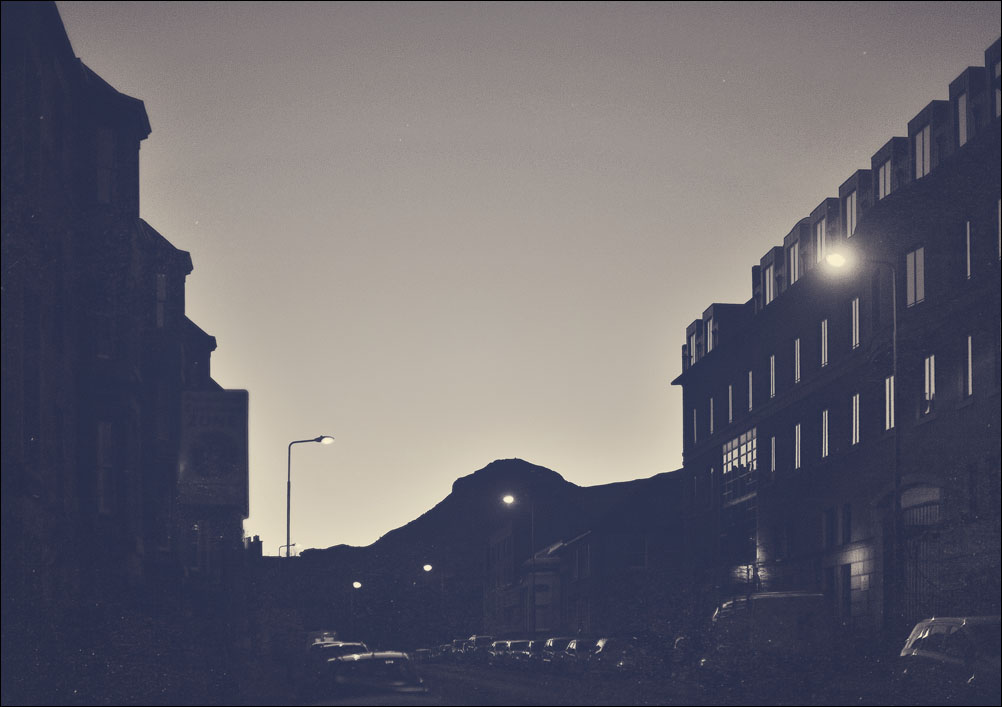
left=672, top=39, right=1001, bottom=643
left=2, top=3, right=248, bottom=702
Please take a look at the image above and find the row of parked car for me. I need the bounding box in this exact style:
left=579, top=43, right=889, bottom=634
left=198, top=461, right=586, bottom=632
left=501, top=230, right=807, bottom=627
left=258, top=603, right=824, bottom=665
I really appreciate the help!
left=415, top=594, right=1000, bottom=705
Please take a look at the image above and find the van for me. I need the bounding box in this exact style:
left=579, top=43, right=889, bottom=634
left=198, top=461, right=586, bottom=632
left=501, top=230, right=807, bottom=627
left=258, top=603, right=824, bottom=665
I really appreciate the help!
left=698, top=592, right=836, bottom=696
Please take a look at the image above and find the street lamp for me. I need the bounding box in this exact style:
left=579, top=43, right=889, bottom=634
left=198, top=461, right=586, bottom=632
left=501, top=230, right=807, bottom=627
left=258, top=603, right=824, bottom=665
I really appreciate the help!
left=502, top=493, right=536, bottom=634
left=826, top=248, right=902, bottom=630
left=286, top=435, right=335, bottom=559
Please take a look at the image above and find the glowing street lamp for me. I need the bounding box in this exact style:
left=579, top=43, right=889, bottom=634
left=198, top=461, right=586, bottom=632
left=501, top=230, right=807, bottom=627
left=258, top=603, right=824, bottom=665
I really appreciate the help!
left=423, top=564, right=433, bottom=572
left=286, top=435, right=335, bottom=559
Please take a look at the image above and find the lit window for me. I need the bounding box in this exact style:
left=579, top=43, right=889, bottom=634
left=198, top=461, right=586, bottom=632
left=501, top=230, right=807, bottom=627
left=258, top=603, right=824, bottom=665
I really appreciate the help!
left=965, top=221, right=972, bottom=280
left=845, top=190, right=857, bottom=237
left=814, top=218, right=827, bottom=264
left=851, top=393, right=860, bottom=445
left=722, top=428, right=758, bottom=474
left=878, top=160, right=891, bottom=200
left=794, top=338, right=801, bottom=384
left=964, top=335, right=973, bottom=398
left=820, top=319, right=829, bottom=367
left=851, top=298, right=860, bottom=349
left=770, top=435, right=776, bottom=473
left=922, top=354, right=936, bottom=415
left=788, top=242, right=800, bottom=285
left=763, top=264, right=774, bottom=305
left=821, top=409, right=829, bottom=458
left=706, top=318, right=714, bottom=353
left=728, top=384, right=733, bottom=423
left=769, top=354, right=776, bottom=399
left=689, top=333, right=697, bottom=366
left=957, top=92, right=968, bottom=147
left=885, top=375, right=895, bottom=430
left=914, top=124, right=931, bottom=179
left=794, top=423, right=801, bottom=469
left=748, top=370, right=753, bottom=412
left=709, top=397, right=715, bottom=435
left=693, top=408, right=698, bottom=442
left=906, top=247, right=925, bottom=306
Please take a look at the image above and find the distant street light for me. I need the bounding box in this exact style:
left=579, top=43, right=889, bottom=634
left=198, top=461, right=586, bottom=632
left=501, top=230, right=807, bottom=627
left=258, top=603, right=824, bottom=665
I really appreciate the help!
left=502, top=493, right=537, bottom=634
left=286, top=435, right=335, bottom=559
left=423, top=564, right=433, bottom=572
left=352, top=580, right=363, bottom=589
left=827, top=248, right=902, bottom=629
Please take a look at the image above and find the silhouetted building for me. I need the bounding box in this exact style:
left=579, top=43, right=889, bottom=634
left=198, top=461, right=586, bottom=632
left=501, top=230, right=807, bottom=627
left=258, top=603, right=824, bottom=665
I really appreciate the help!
left=672, top=38, right=1001, bottom=643
left=2, top=3, right=248, bottom=702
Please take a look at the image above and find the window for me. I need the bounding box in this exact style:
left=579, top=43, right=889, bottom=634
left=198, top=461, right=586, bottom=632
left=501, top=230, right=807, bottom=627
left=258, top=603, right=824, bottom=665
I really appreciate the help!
left=770, top=435, right=776, bottom=473
left=709, top=397, right=715, bottom=435
left=747, top=370, right=753, bottom=411
left=845, top=190, right=857, bottom=237
left=851, top=297, right=860, bottom=349
left=689, top=333, right=697, bottom=366
left=965, top=221, right=972, bottom=280
left=156, top=273, right=167, bottom=328
left=964, top=335, right=973, bottom=398
left=728, top=384, right=733, bottom=423
left=794, top=423, right=801, bottom=469
left=706, top=317, right=714, bottom=353
left=957, top=92, right=968, bottom=147
left=794, top=338, right=801, bottom=383
left=814, top=218, right=827, bottom=264
left=769, top=354, right=776, bottom=399
left=885, top=375, right=895, bottom=430
left=693, top=408, right=698, bottom=442
left=877, top=160, right=891, bottom=200
left=906, top=247, right=925, bottom=306
left=763, top=264, right=774, bottom=305
left=788, top=241, right=800, bottom=285
left=914, top=124, right=931, bottom=179
left=851, top=393, right=861, bottom=445
left=722, top=428, right=757, bottom=474
left=922, top=354, right=936, bottom=415
left=821, top=408, right=829, bottom=458
left=820, top=319, right=829, bottom=367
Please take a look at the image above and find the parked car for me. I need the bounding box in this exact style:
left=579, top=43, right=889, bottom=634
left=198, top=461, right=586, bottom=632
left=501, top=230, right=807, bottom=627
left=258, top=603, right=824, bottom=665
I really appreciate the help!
left=464, top=635, right=495, bottom=663
left=508, top=639, right=543, bottom=669
left=697, top=591, right=838, bottom=698
left=560, top=638, right=599, bottom=673
left=895, top=615, right=1001, bottom=705
left=590, top=636, right=669, bottom=678
left=317, top=651, right=439, bottom=705
left=540, top=637, right=574, bottom=670
left=487, top=640, right=510, bottom=667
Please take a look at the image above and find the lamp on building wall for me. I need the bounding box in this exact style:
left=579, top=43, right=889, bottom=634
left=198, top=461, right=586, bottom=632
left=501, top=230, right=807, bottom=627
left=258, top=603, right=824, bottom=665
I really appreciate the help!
left=286, top=435, right=335, bottom=559
left=826, top=248, right=902, bottom=629
left=502, top=493, right=537, bottom=634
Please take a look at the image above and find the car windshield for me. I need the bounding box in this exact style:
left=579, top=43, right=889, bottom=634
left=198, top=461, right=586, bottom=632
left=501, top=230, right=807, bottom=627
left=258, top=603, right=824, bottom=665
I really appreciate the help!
left=509, top=641, right=530, bottom=650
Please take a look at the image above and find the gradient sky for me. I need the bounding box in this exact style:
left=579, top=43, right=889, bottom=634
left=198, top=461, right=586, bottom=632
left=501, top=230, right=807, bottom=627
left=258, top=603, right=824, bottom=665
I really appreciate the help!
left=56, top=1, right=1001, bottom=553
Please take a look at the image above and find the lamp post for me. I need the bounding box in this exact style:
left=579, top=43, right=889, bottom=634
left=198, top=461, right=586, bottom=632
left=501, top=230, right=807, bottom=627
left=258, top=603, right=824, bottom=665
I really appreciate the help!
left=827, top=250, right=901, bottom=629
left=286, top=435, right=335, bottom=559
left=502, top=494, right=536, bottom=634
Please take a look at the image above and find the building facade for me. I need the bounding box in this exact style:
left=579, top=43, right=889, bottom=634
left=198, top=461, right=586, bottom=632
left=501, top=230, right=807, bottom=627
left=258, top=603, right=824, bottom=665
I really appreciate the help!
left=2, top=4, right=249, bottom=702
left=672, top=39, right=1001, bottom=643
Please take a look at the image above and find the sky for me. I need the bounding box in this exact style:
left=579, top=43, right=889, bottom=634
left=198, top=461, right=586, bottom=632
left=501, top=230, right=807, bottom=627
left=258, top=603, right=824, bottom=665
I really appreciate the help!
left=56, top=1, right=1001, bottom=553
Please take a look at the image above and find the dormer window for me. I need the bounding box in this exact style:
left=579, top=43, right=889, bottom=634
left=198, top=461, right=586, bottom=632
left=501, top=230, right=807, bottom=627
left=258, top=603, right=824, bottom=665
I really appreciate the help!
left=763, top=264, right=774, bottom=305
left=814, top=218, right=827, bottom=264
left=844, top=190, right=857, bottom=237
left=788, top=242, right=800, bottom=285
left=877, top=160, right=891, bottom=200
left=914, top=124, right=931, bottom=179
